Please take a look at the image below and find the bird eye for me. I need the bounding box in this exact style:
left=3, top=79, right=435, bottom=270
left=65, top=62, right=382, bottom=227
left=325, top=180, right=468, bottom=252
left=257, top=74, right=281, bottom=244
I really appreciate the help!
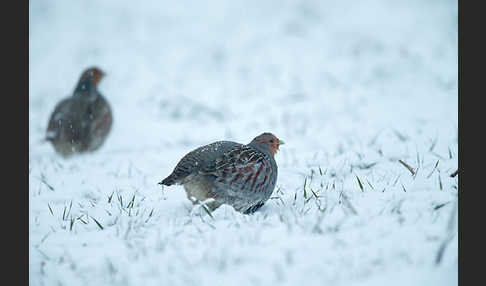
left=269, top=139, right=274, bottom=144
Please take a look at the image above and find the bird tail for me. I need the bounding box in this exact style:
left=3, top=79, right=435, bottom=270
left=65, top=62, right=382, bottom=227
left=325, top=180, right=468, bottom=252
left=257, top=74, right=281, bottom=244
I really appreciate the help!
left=45, top=130, right=57, bottom=142
left=158, top=174, right=177, bottom=186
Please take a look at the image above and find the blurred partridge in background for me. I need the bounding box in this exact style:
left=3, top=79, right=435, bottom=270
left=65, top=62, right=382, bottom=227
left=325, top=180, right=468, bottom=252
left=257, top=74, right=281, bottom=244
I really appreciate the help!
left=46, top=67, right=113, bottom=157
left=159, top=132, right=284, bottom=214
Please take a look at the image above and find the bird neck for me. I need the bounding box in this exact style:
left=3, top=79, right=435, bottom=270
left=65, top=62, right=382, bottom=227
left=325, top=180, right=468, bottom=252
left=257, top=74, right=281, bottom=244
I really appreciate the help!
left=248, top=141, right=274, bottom=158
left=73, top=79, right=100, bottom=101
left=74, top=78, right=96, bottom=94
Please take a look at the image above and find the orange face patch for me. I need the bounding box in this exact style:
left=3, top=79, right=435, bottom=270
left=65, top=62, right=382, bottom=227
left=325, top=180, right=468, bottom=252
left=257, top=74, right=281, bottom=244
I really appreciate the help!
left=81, top=67, right=105, bottom=86
left=257, top=135, right=281, bottom=156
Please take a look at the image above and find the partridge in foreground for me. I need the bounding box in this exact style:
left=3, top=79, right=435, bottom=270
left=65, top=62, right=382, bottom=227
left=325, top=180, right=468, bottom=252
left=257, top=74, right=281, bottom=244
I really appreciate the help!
left=45, top=67, right=113, bottom=157
left=159, top=133, right=284, bottom=214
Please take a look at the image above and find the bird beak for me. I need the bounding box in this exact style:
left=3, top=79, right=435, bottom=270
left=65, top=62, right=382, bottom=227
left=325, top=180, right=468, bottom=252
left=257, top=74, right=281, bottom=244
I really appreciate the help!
left=278, top=139, right=285, bottom=146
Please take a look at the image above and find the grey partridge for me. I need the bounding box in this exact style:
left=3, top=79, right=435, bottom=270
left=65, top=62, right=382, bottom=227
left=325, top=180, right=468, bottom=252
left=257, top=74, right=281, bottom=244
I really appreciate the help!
left=159, top=133, right=284, bottom=214
left=45, top=67, right=113, bottom=157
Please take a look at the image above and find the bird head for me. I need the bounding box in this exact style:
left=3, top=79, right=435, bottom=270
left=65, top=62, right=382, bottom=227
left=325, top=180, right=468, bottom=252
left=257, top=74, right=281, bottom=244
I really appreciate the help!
left=80, top=67, right=105, bottom=86
left=250, top=132, right=285, bottom=156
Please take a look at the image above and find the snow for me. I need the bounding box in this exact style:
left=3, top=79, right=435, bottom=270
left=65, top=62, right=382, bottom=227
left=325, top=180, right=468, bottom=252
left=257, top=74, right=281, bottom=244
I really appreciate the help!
left=29, top=0, right=458, bottom=285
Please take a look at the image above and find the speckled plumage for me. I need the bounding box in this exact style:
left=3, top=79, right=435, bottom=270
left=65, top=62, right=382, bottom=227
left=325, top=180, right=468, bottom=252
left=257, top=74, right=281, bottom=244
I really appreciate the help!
left=46, top=67, right=112, bottom=157
left=159, top=133, right=284, bottom=214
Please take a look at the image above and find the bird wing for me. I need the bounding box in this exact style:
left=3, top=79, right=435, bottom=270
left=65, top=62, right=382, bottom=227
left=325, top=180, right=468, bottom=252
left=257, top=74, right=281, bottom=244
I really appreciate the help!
left=87, top=95, right=112, bottom=140
left=46, top=98, right=74, bottom=140
left=199, top=145, right=262, bottom=174
left=160, top=141, right=242, bottom=185
left=200, top=145, right=275, bottom=213
left=201, top=145, right=272, bottom=195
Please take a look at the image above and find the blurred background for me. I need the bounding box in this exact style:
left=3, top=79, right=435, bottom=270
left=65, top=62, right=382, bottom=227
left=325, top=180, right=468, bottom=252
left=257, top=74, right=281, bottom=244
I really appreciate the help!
left=29, top=0, right=458, bottom=285
left=29, top=0, right=457, bottom=154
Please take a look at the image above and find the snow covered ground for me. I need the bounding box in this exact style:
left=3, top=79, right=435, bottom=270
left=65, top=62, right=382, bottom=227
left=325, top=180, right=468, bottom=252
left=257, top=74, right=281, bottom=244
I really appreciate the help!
left=29, top=0, right=458, bottom=285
